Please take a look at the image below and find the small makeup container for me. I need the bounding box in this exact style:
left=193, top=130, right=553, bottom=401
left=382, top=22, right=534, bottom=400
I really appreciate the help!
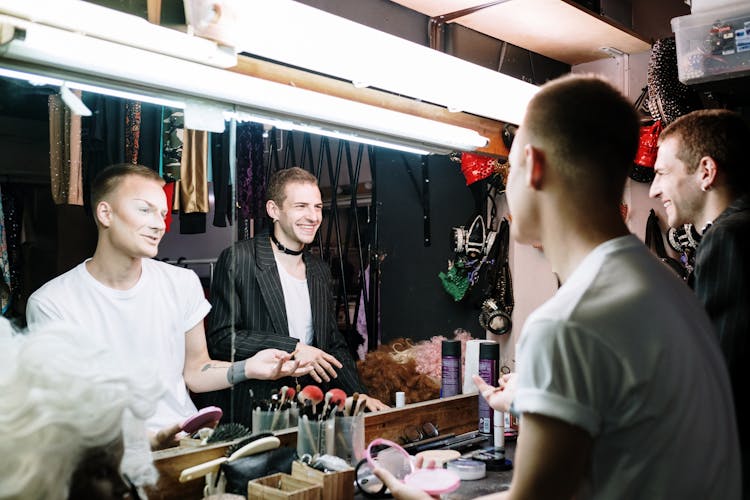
left=478, top=342, right=499, bottom=434
left=447, top=458, right=486, bottom=480
left=415, top=449, right=460, bottom=468
left=395, top=391, right=406, bottom=408
left=355, top=438, right=461, bottom=497
left=441, top=339, right=461, bottom=397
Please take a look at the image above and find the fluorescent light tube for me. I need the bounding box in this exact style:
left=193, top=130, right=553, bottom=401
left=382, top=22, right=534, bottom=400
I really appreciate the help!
left=231, top=111, right=431, bottom=156
left=0, top=16, right=488, bottom=154
left=65, top=82, right=185, bottom=109
left=0, top=66, right=61, bottom=86
left=0, top=66, right=184, bottom=108
left=213, top=0, right=539, bottom=125
left=0, top=0, right=236, bottom=68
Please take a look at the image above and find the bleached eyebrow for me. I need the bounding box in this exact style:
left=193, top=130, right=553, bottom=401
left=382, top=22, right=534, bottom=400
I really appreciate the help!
left=135, top=198, right=167, bottom=214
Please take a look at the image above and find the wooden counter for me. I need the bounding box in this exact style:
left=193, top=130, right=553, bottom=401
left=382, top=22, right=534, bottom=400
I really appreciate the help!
left=149, top=393, right=480, bottom=499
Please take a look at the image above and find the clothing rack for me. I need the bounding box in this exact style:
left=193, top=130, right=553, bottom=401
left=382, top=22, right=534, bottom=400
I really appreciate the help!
left=161, top=257, right=217, bottom=285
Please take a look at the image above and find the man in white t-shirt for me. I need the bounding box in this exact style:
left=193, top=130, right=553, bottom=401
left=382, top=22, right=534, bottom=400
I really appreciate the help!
left=26, top=164, right=310, bottom=450
left=377, top=76, right=741, bottom=499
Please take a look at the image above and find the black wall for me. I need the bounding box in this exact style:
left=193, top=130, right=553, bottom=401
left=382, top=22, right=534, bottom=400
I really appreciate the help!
left=375, top=150, right=486, bottom=343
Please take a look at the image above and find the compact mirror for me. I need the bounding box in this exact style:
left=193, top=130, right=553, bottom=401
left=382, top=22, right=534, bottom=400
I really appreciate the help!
left=355, top=438, right=460, bottom=497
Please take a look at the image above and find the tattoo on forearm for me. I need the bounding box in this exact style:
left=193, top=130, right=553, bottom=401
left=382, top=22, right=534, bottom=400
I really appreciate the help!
left=226, top=359, right=248, bottom=385
left=201, top=363, right=223, bottom=372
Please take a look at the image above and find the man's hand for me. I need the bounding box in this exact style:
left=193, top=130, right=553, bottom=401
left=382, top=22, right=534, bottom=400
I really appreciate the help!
left=473, top=373, right=516, bottom=413
left=149, top=422, right=182, bottom=450
left=247, top=349, right=312, bottom=380
left=372, top=456, right=436, bottom=500
left=361, top=394, right=389, bottom=412
left=294, top=343, right=342, bottom=383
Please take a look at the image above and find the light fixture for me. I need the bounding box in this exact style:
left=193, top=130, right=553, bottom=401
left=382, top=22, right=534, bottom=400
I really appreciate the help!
left=600, top=46, right=626, bottom=58
left=229, top=110, right=432, bottom=156
left=0, top=0, right=237, bottom=68
left=190, top=0, right=539, bottom=125
left=0, top=13, right=488, bottom=154
left=0, top=67, right=185, bottom=109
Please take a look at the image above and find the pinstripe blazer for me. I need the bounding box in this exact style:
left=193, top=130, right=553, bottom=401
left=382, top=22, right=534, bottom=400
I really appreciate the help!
left=693, top=193, right=750, bottom=454
left=205, top=232, right=366, bottom=426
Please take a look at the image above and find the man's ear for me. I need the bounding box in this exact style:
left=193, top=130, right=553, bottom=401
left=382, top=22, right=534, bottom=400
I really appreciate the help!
left=526, top=144, right=546, bottom=191
left=266, top=199, right=279, bottom=221
left=697, top=156, right=717, bottom=191
left=95, top=201, right=113, bottom=228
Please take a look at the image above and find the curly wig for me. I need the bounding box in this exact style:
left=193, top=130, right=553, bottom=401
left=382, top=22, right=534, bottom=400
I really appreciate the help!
left=357, top=329, right=475, bottom=406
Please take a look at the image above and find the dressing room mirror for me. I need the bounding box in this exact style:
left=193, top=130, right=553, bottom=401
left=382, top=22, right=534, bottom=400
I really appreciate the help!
left=0, top=73, right=380, bottom=435
left=0, top=67, right=494, bottom=436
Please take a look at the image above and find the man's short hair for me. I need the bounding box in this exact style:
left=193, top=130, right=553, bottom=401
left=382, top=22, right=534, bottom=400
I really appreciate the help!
left=524, top=74, right=639, bottom=204
left=266, top=167, right=318, bottom=206
left=90, top=163, right=164, bottom=211
left=659, top=109, right=750, bottom=195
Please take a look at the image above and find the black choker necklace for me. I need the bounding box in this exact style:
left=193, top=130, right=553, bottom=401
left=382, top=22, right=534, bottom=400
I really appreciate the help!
left=271, top=233, right=304, bottom=256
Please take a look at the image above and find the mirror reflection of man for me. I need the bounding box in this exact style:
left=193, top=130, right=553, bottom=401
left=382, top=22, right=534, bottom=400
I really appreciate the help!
left=649, top=109, right=750, bottom=493
left=26, top=164, right=309, bottom=451
left=207, top=167, right=387, bottom=427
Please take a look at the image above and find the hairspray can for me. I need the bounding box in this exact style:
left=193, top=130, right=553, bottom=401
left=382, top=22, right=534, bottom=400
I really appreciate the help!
left=441, top=340, right=461, bottom=398
left=478, top=342, right=499, bottom=434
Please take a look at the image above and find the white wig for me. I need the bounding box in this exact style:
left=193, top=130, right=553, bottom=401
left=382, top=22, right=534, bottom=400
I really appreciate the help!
left=0, top=318, right=162, bottom=500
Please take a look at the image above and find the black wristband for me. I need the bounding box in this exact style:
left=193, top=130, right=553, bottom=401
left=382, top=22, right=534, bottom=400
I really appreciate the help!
left=226, top=359, right=248, bottom=385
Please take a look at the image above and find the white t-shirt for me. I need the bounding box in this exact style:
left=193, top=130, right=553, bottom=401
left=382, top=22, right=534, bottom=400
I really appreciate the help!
left=515, top=235, right=740, bottom=500
left=275, top=259, right=314, bottom=345
left=26, top=258, right=211, bottom=432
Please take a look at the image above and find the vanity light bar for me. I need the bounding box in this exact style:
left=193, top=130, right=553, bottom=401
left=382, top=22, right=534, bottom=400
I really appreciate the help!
left=226, top=1, right=539, bottom=125
left=0, top=0, right=237, bottom=68
left=228, top=110, right=432, bottom=156
left=0, top=16, right=488, bottom=155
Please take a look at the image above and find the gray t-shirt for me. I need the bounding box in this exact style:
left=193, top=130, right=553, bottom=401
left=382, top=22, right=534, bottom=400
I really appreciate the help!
left=515, top=235, right=740, bottom=499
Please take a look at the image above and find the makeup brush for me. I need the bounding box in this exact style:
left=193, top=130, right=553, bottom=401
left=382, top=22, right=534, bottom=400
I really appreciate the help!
left=293, top=382, right=302, bottom=409
left=321, top=391, right=334, bottom=418
left=268, top=387, right=285, bottom=431
left=349, top=393, right=359, bottom=417
left=283, top=386, right=296, bottom=408
left=286, top=387, right=297, bottom=411
left=279, top=386, right=289, bottom=406
left=353, top=394, right=366, bottom=416
left=299, top=385, right=324, bottom=416
left=327, top=388, right=347, bottom=414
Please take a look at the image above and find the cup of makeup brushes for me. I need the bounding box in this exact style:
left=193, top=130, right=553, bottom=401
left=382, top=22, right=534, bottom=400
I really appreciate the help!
left=297, top=414, right=335, bottom=459
left=251, top=408, right=290, bottom=432
left=334, top=413, right=365, bottom=465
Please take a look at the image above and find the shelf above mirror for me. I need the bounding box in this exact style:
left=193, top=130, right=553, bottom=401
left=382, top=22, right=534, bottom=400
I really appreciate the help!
left=392, top=0, right=652, bottom=65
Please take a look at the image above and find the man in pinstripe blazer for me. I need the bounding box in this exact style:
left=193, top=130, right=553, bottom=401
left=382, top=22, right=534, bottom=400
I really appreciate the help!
left=206, top=167, right=387, bottom=427
left=650, top=109, right=750, bottom=494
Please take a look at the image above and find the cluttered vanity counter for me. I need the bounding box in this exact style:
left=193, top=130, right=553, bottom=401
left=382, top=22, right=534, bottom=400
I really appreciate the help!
left=149, top=393, right=516, bottom=499
left=352, top=443, right=515, bottom=500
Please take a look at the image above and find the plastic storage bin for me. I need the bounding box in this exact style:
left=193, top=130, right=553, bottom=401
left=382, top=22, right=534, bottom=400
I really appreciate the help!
left=672, top=4, right=750, bottom=84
